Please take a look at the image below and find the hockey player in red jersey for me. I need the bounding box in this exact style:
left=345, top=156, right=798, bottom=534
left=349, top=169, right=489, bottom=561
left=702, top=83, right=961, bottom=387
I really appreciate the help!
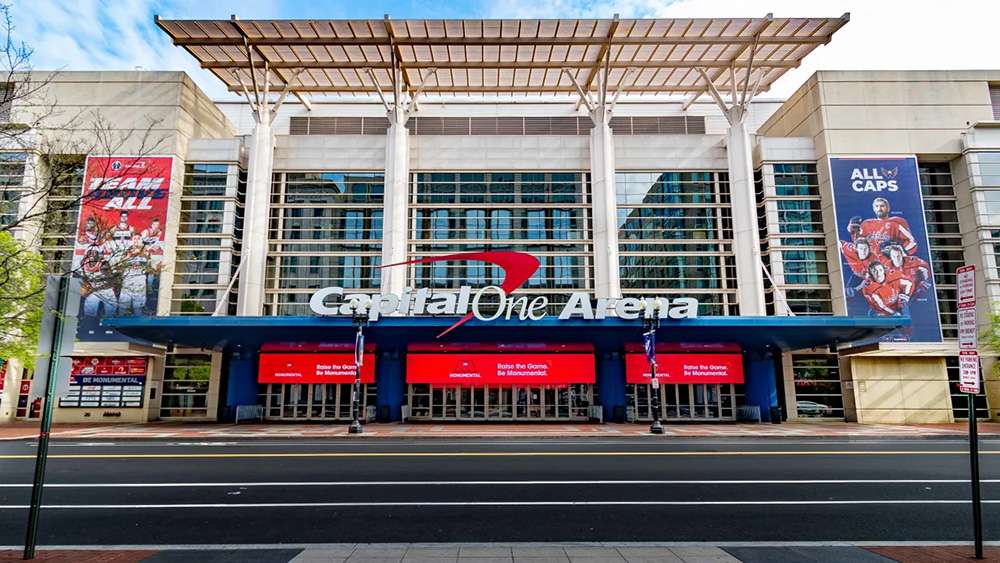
left=847, top=197, right=918, bottom=255
left=881, top=243, right=933, bottom=297
left=862, top=260, right=913, bottom=317
left=840, top=236, right=877, bottom=277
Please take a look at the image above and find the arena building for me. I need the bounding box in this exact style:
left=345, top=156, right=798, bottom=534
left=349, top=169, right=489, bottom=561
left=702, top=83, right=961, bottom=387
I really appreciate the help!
left=1, top=15, right=999, bottom=426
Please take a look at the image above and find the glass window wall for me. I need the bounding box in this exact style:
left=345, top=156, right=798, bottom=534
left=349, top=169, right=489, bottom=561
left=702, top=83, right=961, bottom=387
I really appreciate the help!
left=409, top=172, right=592, bottom=312
left=267, top=172, right=384, bottom=315
left=617, top=171, right=736, bottom=316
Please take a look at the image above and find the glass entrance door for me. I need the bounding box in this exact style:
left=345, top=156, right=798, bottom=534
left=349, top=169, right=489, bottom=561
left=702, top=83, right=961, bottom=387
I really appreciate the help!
left=408, top=384, right=593, bottom=421
left=627, top=383, right=740, bottom=421
left=264, top=383, right=372, bottom=421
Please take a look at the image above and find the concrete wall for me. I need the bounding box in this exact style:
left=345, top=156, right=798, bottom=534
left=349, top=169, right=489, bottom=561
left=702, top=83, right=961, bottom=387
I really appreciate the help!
left=220, top=98, right=784, bottom=138
left=271, top=132, right=729, bottom=172
left=760, top=70, right=1000, bottom=422
left=760, top=70, right=999, bottom=321
left=6, top=71, right=234, bottom=425
left=849, top=356, right=953, bottom=424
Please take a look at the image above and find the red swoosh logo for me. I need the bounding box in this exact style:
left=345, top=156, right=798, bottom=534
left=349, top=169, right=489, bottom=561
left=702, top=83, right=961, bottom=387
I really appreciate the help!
left=381, top=251, right=540, bottom=337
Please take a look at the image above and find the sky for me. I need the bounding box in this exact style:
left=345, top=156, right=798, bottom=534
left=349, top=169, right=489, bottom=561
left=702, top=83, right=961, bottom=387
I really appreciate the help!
left=10, top=0, right=997, bottom=101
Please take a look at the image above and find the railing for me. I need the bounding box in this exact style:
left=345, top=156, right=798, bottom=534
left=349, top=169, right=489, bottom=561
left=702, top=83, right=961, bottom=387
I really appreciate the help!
left=234, top=404, right=264, bottom=424
left=736, top=405, right=762, bottom=423
left=589, top=405, right=603, bottom=423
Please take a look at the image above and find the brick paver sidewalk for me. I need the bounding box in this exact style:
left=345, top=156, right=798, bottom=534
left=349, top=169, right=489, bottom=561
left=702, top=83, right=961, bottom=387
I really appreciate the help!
left=1, top=421, right=998, bottom=441
left=2, top=545, right=998, bottom=562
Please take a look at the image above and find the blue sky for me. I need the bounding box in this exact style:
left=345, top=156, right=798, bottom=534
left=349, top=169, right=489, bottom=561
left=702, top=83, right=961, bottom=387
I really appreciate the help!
left=12, top=0, right=998, bottom=100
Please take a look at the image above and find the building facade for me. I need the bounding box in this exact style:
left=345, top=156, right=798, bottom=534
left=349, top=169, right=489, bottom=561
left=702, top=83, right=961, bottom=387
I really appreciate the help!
left=0, top=18, right=997, bottom=426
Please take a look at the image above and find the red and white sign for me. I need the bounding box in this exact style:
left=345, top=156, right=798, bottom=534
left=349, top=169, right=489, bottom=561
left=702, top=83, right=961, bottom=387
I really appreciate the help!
left=73, top=156, right=174, bottom=341
left=406, top=353, right=595, bottom=386
left=259, top=352, right=375, bottom=384
left=959, top=307, right=978, bottom=351
left=959, top=350, right=981, bottom=395
left=625, top=353, right=744, bottom=385
left=957, top=266, right=977, bottom=351
left=957, top=265, right=976, bottom=307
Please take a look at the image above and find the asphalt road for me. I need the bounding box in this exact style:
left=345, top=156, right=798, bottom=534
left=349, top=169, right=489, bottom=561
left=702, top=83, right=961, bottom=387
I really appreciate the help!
left=0, top=436, right=998, bottom=546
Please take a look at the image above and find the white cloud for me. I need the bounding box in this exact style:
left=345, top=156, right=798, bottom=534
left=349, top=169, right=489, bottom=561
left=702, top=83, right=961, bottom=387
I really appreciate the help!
left=12, top=0, right=998, bottom=101
left=12, top=0, right=283, bottom=99
left=487, top=0, right=997, bottom=98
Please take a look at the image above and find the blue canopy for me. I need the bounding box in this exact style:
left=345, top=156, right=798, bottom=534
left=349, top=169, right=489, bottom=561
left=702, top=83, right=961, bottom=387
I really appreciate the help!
left=104, top=315, right=906, bottom=352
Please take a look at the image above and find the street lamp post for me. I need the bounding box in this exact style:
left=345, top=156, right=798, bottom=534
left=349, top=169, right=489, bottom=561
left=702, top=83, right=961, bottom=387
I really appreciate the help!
left=643, top=301, right=663, bottom=435
left=349, top=313, right=366, bottom=434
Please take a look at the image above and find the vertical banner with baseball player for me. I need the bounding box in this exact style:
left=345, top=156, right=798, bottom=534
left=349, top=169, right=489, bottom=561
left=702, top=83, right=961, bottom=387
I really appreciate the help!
left=72, top=156, right=172, bottom=341
left=829, top=156, right=942, bottom=342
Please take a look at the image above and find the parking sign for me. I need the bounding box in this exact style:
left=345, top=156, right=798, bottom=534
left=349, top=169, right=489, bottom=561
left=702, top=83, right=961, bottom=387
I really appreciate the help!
left=959, top=350, right=981, bottom=395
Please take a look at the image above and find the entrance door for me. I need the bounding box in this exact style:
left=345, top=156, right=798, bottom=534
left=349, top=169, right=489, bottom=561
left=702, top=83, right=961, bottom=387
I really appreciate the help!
left=265, top=383, right=371, bottom=421
left=627, top=383, right=739, bottom=422
left=407, top=384, right=592, bottom=421
left=282, top=384, right=308, bottom=419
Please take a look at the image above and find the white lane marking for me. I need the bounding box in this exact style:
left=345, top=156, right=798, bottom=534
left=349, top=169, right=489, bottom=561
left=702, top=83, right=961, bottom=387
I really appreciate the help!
left=1, top=499, right=999, bottom=509
left=1, top=541, right=1000, bottom=550
left=2, top=541, right=1000, bottom=550
left=0, top=479, right=997, bottom=488
left=35, top=438, right=1000, bottom=448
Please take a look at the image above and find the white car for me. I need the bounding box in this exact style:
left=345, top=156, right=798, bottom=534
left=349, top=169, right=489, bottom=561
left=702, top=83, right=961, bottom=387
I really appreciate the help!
left=796, top=400, right=832, bottom=417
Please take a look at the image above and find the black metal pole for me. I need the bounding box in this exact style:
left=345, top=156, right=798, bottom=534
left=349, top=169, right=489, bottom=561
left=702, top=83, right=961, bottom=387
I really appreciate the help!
left=649, top=359, right=663, bottom=434
left=23, top=275, right=70, bottom=560
left=968, top=392, right=983, bottom=559
left=349, top=321, right=363, bottom=434
left=646, top=317, right=662, bottom=435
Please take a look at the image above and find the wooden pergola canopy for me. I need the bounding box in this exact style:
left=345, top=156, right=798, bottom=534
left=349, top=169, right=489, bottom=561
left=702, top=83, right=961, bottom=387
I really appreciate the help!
left=155, top=15, right=849, bottom=100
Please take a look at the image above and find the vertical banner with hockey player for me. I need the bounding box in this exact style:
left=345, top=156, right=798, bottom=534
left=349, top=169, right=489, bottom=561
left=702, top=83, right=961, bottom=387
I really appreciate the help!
left=72, top=156, right=172, bottom=341
left=829, top=156, right=942, bottom=342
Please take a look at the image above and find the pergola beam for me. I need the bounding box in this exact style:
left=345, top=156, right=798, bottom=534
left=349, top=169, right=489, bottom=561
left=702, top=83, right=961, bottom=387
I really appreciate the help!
left=682, top=14, right=773, bottom=112
left=582, top=14, right=620, bottom=95
left=696, top=67, right=731, bottom=120
left=168, top=35, right=834, bottom=47
left=224, top=84, right=718, bottom=94
left=157, top=15, right=850, bottom=99
left=198, top=59, right=799, bottom=70
left=383, top=16, right=414, bottom=97
left=293, top=91, right=313, bottom=111
left=231, top=15, right=308, bottom=114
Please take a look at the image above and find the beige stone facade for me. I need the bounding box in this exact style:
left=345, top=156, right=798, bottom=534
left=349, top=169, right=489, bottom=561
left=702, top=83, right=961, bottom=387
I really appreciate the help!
left=761, top=70, right=1000, bottom=423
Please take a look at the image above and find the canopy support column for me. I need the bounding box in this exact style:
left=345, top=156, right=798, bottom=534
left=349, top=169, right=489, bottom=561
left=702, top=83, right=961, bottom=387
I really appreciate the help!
left=693, top=61, right=768, bottom=315
left=236, top=70, right=276, bottom=316
left=566, top=56, right=623, bottom=300
left=382, top=108, right=409, bottom=296
left=589, top=108, right=621, bottom=299
left=377, top=54, right=430, bottom=296
left=726, top=117, right=766, bottom=315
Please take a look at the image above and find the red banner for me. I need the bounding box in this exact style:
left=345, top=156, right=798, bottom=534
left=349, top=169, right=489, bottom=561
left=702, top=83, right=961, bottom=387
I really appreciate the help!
left=625, top=353, right=744, bottom=384
left=406, top=353, right=595, bottom=386
left=258, top=353, right=375, bottom=384
left=408, top=343, right=594, bottom=353
left=73, top=156, right=173, bottom=341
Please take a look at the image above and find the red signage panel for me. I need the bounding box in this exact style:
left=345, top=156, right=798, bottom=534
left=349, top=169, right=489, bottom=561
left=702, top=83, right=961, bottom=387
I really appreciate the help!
left=258, top=353, right=375, bottom=384
left=407, top=353, right=595, bottom=386
left=625, top=353, right=744, bottom=384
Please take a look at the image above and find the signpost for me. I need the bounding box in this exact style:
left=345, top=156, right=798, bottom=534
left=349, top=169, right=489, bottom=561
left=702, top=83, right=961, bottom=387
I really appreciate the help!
left=24, top=275, right=74, bottom=559
left=956, top=265, right=983, bottom=559
left=642, top=311, right=663, bottom=435
left=349, top=317, right=365, bottom=434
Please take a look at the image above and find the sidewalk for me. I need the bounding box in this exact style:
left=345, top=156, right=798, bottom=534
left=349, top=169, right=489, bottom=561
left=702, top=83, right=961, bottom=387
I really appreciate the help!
left=1, top=544, right=998, bottom=563
left=1, top=420, right=998, bottom=441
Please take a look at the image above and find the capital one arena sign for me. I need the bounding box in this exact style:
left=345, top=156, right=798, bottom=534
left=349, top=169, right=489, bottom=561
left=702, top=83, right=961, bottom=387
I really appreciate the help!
left=309, top=251, right=697, bottom=337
